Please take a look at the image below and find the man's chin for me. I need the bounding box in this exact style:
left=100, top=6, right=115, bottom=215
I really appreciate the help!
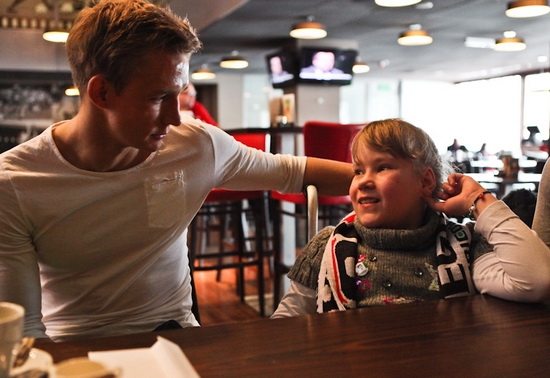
left=146, top=136, right=167, bottom=151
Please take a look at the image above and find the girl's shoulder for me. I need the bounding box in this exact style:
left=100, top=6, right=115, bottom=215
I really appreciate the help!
left=287, top=226, right=335, bottom=289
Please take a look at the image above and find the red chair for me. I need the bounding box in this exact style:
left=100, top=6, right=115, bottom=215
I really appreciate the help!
left=188, top=132, right=271, bottom=318
left=271, top=120, right=365, bottom=311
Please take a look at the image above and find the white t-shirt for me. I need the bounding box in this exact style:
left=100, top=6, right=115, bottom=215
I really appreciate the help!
left=0, top=117, right=306, bottom=341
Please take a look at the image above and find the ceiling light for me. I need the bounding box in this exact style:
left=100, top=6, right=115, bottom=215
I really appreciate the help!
left=375, top=0, right=421, bottom=7
left=464, top=36, right=496, bottom=49
left=494, top=31, right=526, bottom=51
left=42, top=0, right=70, bottom=43
left=64, top=85, right=79, bottom=96
left=43, top=28, right=69, bottom=43
left=505, top=0, right=550, bottom=18
left=191, top=66, right=216, bottom=80
left=494, top=37, right=527, bottom=51
left=290, top=16, right=327, bottom=39
left=397, top=25, right=433, bottom=46
left=219, top=51, right=248, bottom=69
left=352, top=60, right=371, bottom=74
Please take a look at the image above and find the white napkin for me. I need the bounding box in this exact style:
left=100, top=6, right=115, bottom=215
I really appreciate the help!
left=88, top=336, right=200, bottom=377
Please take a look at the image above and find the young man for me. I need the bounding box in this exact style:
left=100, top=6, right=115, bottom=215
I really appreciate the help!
left=0, top=0, right=352, bottom=342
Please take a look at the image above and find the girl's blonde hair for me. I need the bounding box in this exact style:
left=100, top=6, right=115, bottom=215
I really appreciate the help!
left=351, top=118, right=453, bottom=195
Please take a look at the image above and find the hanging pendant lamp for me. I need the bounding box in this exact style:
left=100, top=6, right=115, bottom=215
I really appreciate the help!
left=494, top=31, right=526, bottom=51
left=42, top=0, right=69, bottom=43
left=505, top=0, right=550, bottom=18
left=397, top=25, right=433, bottom=46
left=375, top=0, right=421, bottom=7
left=352, top=59, right=371, bottom=74
left=220, top=51, right=248, bottom=69
left=290, top=16, right=327, bottom=39
left=192, top=66, right=216, bottom=80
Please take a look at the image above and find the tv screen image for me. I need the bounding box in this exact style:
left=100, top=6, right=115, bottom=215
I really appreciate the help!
left=266, top=51, right=298, bottom=88
left=298, top=47, right=357, bottom=85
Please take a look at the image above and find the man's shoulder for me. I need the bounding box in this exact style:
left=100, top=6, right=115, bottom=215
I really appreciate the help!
left=0, top=130, right=50, bottom=165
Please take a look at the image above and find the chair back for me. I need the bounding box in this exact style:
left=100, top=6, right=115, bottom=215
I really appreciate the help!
left=303, top=121, right=365, bottom=163
left=233, top=132, right=269, bottom=152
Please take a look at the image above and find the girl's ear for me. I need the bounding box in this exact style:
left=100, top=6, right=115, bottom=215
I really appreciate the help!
left=420, top=167, right=436, bottom=197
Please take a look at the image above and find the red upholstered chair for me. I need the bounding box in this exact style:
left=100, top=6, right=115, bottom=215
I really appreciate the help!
left=188, top=132, right=271, bottom=318
left=271, top=120, right=365, bottom=310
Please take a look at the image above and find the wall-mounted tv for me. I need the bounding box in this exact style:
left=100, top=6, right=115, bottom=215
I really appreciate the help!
left=265, top=50, right=298, bottom=88
left=298, top=47, right=357, bottom=85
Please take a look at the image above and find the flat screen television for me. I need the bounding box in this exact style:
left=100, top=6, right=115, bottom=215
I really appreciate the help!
left=265, top=50, right=298, bottom=88
left=298, top=47, right=357, bottom=85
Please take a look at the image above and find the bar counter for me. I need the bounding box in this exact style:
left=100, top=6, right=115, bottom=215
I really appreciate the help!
left=36, top=295, right=550, bottom=377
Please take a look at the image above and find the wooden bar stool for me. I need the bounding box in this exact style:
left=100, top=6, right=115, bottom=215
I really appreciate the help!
left=188, top=132, right=271, bottom=317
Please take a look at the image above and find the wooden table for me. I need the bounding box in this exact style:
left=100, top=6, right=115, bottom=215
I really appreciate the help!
left=36, top=295, right=550, bottom=377
left=469, top=158, right=537, bottom=171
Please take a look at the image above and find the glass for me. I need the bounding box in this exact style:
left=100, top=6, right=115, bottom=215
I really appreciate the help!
left=0, top=302, right=24, bottom=378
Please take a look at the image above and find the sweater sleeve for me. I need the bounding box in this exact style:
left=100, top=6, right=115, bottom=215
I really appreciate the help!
left=472, top=200, right=550, bottom=302
left=270, top=227, right=334, bottom=318
left=287, top=226, right=334, bottom=289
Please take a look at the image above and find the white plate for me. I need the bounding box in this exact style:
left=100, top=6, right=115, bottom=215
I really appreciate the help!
left=10, top=348, right=53, bottom=376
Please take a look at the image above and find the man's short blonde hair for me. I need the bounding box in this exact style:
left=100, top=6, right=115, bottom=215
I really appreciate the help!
left=66, top=0, right=201, bottom=94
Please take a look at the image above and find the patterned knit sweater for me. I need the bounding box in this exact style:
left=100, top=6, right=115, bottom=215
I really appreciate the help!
left=288, top=210, right=492, bottom=307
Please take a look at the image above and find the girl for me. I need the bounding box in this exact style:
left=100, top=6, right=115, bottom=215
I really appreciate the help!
left=272, top=119, right=550, bottom=317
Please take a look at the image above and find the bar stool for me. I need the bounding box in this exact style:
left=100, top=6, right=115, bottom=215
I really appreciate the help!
left=271, top=120, right=365, bottom=310
left=188, top=132, right=271, bottom=317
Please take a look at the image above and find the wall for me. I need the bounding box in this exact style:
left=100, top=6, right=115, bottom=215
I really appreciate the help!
left=340, top=77, right=400, bottom=123
left=215, top=73, right=245, bottom=130
left=0, top=29, right=69, bottom=71
left=400, top=80, right=455, bottom=153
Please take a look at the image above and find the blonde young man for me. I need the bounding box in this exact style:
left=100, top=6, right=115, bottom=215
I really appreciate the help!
left=0, top=0, right=352, bottom=341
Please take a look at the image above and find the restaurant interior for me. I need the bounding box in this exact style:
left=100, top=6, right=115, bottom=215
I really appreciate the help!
left=1, top=1, right=550, bottom=375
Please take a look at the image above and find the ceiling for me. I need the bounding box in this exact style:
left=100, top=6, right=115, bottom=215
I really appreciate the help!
left=3, top=0, right=550, bottom=83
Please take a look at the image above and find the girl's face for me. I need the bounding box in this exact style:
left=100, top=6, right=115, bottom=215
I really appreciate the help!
left=350, top=145, right=435, bottom=230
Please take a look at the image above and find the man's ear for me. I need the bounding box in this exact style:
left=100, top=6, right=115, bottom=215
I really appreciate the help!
left=421, top=167, right=437, bottom=197
left=86, top=75, right=112, bottom=109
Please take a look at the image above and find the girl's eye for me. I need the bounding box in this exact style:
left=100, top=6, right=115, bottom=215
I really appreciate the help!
left=353, top=165, right=364, bottom=175
left=378, top=165, right=390, bottom=172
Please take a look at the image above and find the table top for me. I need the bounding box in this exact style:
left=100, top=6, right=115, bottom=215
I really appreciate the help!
left=467, top=172, right=542, bottom=184
left=225, top=126, right=303, bottom=135
left=36, top=295, right=550, bottom=377
left=470, top=158, right=537, bottom=169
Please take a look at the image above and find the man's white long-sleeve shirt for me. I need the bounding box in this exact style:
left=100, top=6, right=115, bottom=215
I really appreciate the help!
left=0, top=118, right=306, bottom=341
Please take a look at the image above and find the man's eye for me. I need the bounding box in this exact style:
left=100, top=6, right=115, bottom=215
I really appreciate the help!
left=152, top=94, right=167, bottom=101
